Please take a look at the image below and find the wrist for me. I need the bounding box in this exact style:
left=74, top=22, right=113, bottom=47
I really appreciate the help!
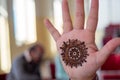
left=70, top=74, right=98, bottom=80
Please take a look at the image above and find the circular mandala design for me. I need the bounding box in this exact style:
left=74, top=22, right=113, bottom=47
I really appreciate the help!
left=60, top=39, right=89, bottom=68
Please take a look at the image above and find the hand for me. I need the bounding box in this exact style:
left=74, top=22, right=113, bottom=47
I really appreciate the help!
left=44, top=0, right=120, bottom=80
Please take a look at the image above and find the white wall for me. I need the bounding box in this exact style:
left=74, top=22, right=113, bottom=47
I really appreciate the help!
left=98, top=0, right=120, bottom=29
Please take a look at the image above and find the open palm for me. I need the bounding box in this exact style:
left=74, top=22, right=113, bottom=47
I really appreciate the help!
left=44, top=0, right=120, bottom=80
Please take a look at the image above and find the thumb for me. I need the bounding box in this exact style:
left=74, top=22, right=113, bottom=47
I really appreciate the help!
left=97, top=38, right=120, bottom=67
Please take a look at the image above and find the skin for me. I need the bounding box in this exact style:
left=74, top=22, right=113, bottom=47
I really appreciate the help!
left=30, top=46, right=44, bottom=63
left=44, top=0, right=120, bottom=80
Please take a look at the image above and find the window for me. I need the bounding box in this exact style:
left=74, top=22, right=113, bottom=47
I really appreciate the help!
left=0, top=6, right=11, bottom=72
left=13, top=0, right=37, bottom=46
left=53, top=0, right=63, bottom=34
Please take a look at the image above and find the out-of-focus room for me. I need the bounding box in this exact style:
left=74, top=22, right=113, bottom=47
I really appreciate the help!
left=0, top=0, right=120, bottom=80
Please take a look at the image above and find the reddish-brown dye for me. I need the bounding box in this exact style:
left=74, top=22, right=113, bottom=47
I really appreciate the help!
left=60, top=39, right=89, bottom=68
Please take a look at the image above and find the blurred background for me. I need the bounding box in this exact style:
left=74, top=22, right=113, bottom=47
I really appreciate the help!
left=0, top=0, right=120, bottom=80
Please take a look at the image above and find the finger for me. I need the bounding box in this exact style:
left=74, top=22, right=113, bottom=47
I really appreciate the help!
left=74, top=0, right=85, bottom=29
left=44, top=19, right=61, bottom=41
left=62, top=0, right=73, bottom=33
left=86, top=0, right=99, bottom=32
left=97, top=38, right=120, bottom=67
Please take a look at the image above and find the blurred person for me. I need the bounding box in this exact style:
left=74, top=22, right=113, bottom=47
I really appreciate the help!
left=7, top=43, right=44, bottom=80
